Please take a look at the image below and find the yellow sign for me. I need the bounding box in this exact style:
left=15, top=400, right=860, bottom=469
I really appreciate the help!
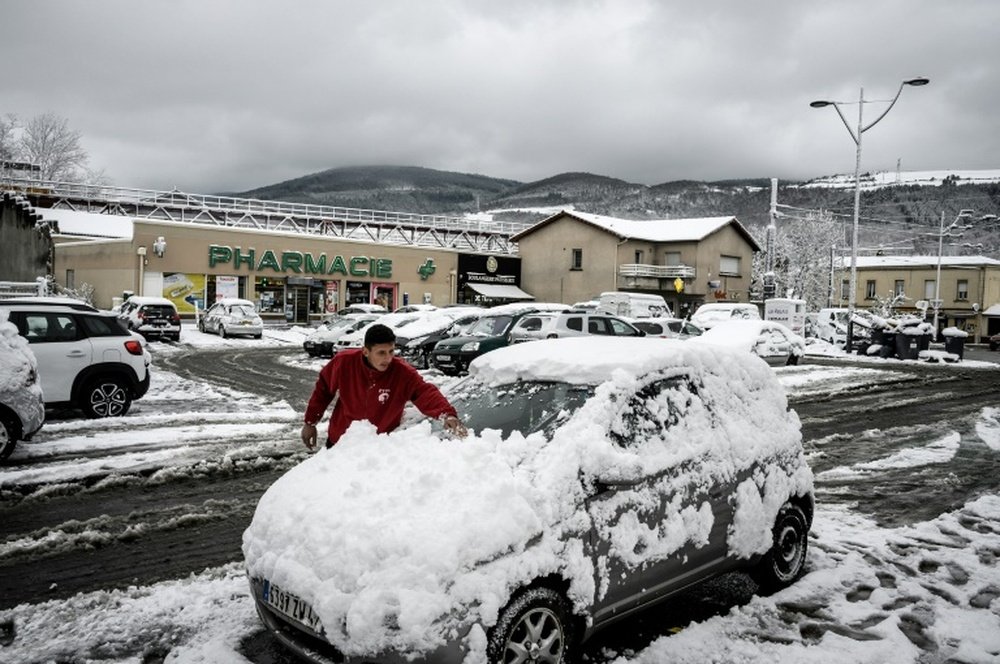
left=673, top=277, right=684, bottom=293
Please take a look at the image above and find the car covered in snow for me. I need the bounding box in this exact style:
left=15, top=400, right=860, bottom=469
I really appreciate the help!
left=199, top=298, right=264, bottom=339
left=303, top=314, right=381, bottom=357
left=118, top=295, right=182, bottom=341
left=690, top=302, right=760, bottom=330
left=243, top=336, right=814, bottom=663
left=694, top=319, right=805, bottom=366
left=631, top=316, right=704, bottom=340
left=0, top=309, right=45, bottom=462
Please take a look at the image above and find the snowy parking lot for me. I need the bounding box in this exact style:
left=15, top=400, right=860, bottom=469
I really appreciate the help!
left=2, top=325, right=999, bottom=663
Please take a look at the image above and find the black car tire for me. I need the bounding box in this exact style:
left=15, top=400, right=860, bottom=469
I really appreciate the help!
left=487, top=587, right=576, bottom=664
left=254, top=333, right=262, bottom=340
left=787, top=354, right=800, bottom=366
left=221, top=326, right=229, bottom=339
left=750, top=503, right=809, bottom=593
left=0, top=410, right=19, bottom=461
left=81, top=377, right=133, bottom=418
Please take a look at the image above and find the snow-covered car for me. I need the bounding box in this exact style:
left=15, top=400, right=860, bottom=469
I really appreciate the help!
left=695, top=319, right=805, bottom=366
left=987, top=331, right=999, bottom=351
left=507, top=311, right=644, bottom=343
left=395, top=308, right=483, bottom=369
left=199, top=298, right=264, bottom=339
left=243, top=337, right=814, bottom=663
left=630, top=316, right=704, bottom=340
left=303, top=314, right=381, bottom=357
left=0, top=310, right=45, bottom=461
left=690, top=302, right=760, bottom=330
left=118, top=295, right=181, bottom=341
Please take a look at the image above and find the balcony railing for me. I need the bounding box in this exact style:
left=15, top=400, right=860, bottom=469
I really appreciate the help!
left=618, top=263, right=696, bottom=279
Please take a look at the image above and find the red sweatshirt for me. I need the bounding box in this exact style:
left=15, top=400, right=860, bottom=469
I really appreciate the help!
left=304, top=349, right=457, bottom=445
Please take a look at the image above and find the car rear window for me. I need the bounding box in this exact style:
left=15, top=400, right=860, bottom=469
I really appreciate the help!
left=81, top=315, right=130, bottom=337
left=140, top=305, right=176, bottom=316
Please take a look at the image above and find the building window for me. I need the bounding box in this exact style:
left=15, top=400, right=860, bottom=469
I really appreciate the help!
left=66, top=269, right=75, bottom=290
left=634, top=249, right=644, bottom=263
left=841, top=279, right=849, bottom=301
left=865, top=280, right=876, bottom=299
left=957, top=279, right=969, bottom=301
left=720, top=255, right=740, bottom=276
left=664, top=251, right=681, bottom=266
left=894, top=279, right=905, bottom=297
left=571, top=248, right=583, bottom=270
left=924, top=280, right=936, bottom=299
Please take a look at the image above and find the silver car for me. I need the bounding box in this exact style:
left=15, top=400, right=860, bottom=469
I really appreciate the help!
left=244, top=337, right=814, bottom=663
left=199, top=298, right=264, bottom=339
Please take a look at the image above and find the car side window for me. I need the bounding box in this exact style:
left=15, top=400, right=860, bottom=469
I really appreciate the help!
left=18, top=313, right=78, bottom=343
left=566, top=317, right=583, bottom=332
left=608, top=318, right=637, bottom=336
left=521, top=317, right=541, bottom=332
left=82, top=315, right=129, bottom=337
left=609, top=376, right=695, bottom=447
left=588, top=318, right=611, bottom=334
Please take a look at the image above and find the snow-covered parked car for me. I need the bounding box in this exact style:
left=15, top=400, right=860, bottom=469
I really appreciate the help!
left=199, top=298, right=264, bottom=339
left=690, top=302, right=760, bottom=330
left=0, top=309, right=45, bottom=461
left=303, top=314, right=381, bottom=357
left=243, top=336, right=814, bottom=663
left=695, top=319, right=805, bottom=366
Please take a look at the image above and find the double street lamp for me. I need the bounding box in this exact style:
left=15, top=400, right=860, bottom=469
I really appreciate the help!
left=810, top=77, right=929, bottom=351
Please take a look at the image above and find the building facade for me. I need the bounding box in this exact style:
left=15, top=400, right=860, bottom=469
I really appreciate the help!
left=511, top=210, right=761, bottom=316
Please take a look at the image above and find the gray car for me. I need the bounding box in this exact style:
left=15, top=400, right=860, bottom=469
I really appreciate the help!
left=243, top=337, right=814, bottom=663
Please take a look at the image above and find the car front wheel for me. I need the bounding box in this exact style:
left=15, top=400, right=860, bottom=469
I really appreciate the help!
left=750, top=503, right=809, bottom=593
left=82, top=378, right=133, bottom=418
left=0, top=411, right=19, bottom=461
left=487, top=587, right=576, bottom=664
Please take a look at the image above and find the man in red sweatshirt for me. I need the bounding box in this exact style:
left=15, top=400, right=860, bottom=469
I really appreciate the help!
left=300, top=323, right=466, bottom=450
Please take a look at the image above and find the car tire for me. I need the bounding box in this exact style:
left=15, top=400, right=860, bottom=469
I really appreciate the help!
left=487, top=587, right=576, bottom=664
left=254, top=333, right=262, bottom=340
left=221, top=326, right=229, bottom=339
left=81, top=377, right=133, bottom=418
left=750, top=503, right=809, bottom=593
left=787, top=354, right=800, bottom=366
left=0, top=410, right=19, bottom=461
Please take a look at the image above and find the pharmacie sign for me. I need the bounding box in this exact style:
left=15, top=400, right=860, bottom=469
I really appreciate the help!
left=208, top=245, right=392, bottom=278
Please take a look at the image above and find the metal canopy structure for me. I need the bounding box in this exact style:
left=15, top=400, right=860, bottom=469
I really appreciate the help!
left=1, top=177, right=525, bottom=255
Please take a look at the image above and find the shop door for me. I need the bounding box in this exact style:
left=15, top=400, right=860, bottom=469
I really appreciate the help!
left=372, top=283, right=397, bottom=311
left=291, top=286, right=310, bottom=324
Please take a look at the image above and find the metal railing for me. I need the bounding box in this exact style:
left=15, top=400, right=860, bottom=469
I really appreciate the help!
left=618, top=263, right=696, bottom=279
left=0, top=176, right=529, bottom=254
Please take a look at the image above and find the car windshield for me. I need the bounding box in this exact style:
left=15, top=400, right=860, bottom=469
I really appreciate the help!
left=232, top=305, right=256, bottom=316
left=444, top=379, right=593, bottom=439
left=467, top=315, right=513, bottom=337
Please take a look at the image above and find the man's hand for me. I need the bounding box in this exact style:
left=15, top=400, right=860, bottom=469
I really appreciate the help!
left=301, top=423, right=318, bottom=451
left=442, top=414, right=468, bottom=438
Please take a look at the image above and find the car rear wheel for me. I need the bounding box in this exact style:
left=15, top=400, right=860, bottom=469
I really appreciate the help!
left=221, top=325, right=229, bottom=339
left=82, top=377, right=133, bottom=418
left=750, top=503, right=809, bottom=593
left=487, top=587, right=576, bottom=664
left=0, top=411, right=19, bottom=461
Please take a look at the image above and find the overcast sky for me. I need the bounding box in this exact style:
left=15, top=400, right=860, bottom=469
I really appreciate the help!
left=4, top=1, right=998, bottom=194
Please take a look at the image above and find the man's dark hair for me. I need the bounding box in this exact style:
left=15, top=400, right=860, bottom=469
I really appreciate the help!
left=364, top=323, right=396, bottom=347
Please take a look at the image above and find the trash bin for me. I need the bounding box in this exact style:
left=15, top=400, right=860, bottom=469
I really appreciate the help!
left=944, top=335, right=966, bottom=360
left=895, top=333, right=918, bottom=360
left=917, top=334, right=932, bottom=352
left=879, top=332, right=897, bottom=358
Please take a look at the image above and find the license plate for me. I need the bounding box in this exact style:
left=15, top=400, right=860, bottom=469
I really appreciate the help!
left=436, top=354, right=451, bottom=361
left=240, top=320, right=251, bottom=325
left=262, top=579, right=322, bottom=632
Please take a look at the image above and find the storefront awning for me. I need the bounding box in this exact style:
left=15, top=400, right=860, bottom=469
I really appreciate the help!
left=466, top=283, right=535, bottom=300
left=982, top=304, right=1000, bottom=317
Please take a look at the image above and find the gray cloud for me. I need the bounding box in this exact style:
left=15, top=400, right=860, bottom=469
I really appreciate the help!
left=3, top=0, right=997, bottom=193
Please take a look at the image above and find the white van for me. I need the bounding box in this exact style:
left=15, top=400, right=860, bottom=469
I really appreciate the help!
left=596, top=292, right=672, bottom=319
left=764, top=298, right=807, bottom=336
left=814, top=307, right=874, bottom=346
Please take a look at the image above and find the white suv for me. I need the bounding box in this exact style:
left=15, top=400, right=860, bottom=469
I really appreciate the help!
left=508, top=311, right=644, bottom=343
left=0, top=301, right=152, bottom=418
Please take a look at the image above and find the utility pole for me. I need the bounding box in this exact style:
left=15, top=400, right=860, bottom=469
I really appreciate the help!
left=763, top=178, right=777, bottom=301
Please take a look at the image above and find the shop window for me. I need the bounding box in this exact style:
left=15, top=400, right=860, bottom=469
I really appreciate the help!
left=256, top=277, right=286, bottom=314
left=956, top=279, right=969, bottom=301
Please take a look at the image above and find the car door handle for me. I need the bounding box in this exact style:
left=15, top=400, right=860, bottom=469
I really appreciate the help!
left=66, top=350, right=87, bottom=358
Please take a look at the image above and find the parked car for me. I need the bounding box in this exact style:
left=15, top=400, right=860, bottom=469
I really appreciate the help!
left=695, top=319, right=805, bottom=366
left=303, top=314, right=381, bottom=357
left=199, top=298, right=264, bottom=339
left=508, top=311, right=644, bottom=343
left=243, top=336, right=814, bottom=663
left=0, top=300, right=152, bottom=418
left=990, top=331, right=1000, bottom=351
left=396, top=308, right=483, bottom=369
left=336, top=303, right=387, bottom=316
left=632, top=316, right=704, bottom=339
left=430, top=302, right=569, bottom=375
left=690, top=302, right=761, bottom=330
left=118, top=295, right=181, bottom=341
left=0, top=310, right=45, bottom=461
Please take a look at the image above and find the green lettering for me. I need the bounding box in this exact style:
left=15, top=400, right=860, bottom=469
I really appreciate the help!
left=258, top=250, right=281, bottom=272
left=208, top=245, right=232, bottom=267
left=282, top=251, right=304, bottom=273
left=234, top=247, right=255, bottom=270
left=328, top=255, right=348, bottom=275
left=375, top=258, right=393, bottom=278
left=349, top=256, right=369, bottom=276
left=304, top=253, right=327, bottom=274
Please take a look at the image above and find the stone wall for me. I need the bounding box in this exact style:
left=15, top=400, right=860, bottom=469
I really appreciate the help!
left=0, top=193, right=52, bottom=280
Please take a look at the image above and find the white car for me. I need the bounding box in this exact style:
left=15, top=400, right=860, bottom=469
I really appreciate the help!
left=695, top=319, right=805, bottom=366
left=0, top=309, right=45, bottom=461
left=690, top=302, right=761, bottom=330
left=244, top=337, right=814, bottom=663
left=631, top=316, right=704, bottom=339
left=303, top=314, right=381, bottom=357
left=199, top=298, right=264, bottom=339
left=0, top=300, right=152, bottom=418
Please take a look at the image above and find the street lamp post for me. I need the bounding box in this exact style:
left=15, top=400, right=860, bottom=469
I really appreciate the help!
left=810, top=77, right=929, bottom=351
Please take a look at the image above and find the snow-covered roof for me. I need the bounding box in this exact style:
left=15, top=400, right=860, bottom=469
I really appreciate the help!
left=37, top=207, right=134, bottom=239
left=511, top=209, right=761, bottom=250
left=843, top=255, right=1000, bottom=269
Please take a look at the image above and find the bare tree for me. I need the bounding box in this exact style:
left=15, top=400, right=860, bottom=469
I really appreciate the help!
left=753, top=209, right=844, bottom=309
left=0, top=114, right=17, bottom=162
left=16, top=112, right=90, bottom=181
